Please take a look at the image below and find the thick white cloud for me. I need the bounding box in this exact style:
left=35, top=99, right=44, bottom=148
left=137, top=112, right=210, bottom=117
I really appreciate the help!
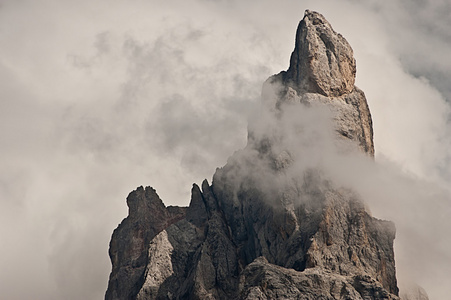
left=0, top=0, right=450, bottom=299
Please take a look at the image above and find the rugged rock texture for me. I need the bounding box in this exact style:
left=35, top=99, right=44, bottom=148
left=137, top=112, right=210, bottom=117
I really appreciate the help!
left=106, top=187, right=186, bottom=300
left=283, top=9, right=356, bottom=97
left=105, top=10, right=412, bottom=300
left=264, top=10, right=373, bottom=157
left=240, top=257, right=397, bottom=300
left=211, top=164, right=398, bottom=299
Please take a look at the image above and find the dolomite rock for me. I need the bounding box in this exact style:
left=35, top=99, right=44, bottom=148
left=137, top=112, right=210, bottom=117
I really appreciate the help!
left=264, top=10, right=374, bottom=156
left=105, top=187, right=186, bottom=300
left=283, top=10, right=356, bottom=97
left=240, top=257, right=398, bottom=300
left=105, top=9, right=407, bottom=300
left=212, top=164, right=398, bottom=298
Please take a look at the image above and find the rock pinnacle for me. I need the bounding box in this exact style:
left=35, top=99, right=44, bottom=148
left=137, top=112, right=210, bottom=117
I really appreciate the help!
left=104, top=10, right=413, bottom=300
left=284, top=10, right=356, bottom=97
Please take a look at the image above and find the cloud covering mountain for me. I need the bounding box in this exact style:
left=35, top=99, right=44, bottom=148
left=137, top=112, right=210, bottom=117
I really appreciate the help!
left=0, top=1, right=450, bottom=299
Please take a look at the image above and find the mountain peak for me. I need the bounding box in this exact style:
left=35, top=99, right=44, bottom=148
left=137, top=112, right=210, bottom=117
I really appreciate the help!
left=103, top=11, right=422, bottom=300
left=259, top=10, right=373, bottom=157
left=284, top=10, right=356, bottom=97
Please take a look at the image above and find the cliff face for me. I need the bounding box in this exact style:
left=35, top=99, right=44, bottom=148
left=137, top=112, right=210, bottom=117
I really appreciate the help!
left=106, top=187, right=186, bottom=300
left=105, top=10, right=410, bottom=300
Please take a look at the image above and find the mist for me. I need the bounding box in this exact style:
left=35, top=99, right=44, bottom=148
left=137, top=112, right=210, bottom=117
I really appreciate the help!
left=0, top=0, right=450, bottom=299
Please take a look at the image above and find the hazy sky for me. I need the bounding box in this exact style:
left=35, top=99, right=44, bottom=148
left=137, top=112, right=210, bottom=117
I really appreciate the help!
left=1, top=0, right=450, bottom=299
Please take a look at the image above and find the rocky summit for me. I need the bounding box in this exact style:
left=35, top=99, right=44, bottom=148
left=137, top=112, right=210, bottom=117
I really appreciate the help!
left=105, top=10, right=427, bottom=300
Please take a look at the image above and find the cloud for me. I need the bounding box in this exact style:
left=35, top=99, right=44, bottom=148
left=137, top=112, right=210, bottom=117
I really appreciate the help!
left=364, top=0, right=451, bottom=100
left=0, top=0, right=450, bottom=299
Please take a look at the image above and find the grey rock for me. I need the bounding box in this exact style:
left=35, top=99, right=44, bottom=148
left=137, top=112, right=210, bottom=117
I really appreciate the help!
left=124, top=181, right=239, bottom=300
left=212, top=164, right=398, bottom=297
left=262, top=10, right=374, bottom=156
left=105, top=9, right=405, bottom=300
left=105, top=187, right=186, bottom=300
left=186, top=184, right=208, bottom=228
left=135, top=219, right=204, bottom=299
left=239, top=257, right=398, bottom=300
left=282, top=10, right=356, bottom=97
left=300, top=87, right=374, bottom=156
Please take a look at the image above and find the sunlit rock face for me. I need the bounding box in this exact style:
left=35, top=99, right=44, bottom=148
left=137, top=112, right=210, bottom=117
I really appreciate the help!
left=105, top=10, right=422, bottom=300
left=284, top=10, right=356, bottom=97
left=264, top=10, right=374, bottom=157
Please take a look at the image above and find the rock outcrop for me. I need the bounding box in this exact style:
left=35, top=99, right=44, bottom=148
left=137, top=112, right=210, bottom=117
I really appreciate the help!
left=264, top=10, right=374, bottom=156
left=105, top=10, right=418, bottom=300
left=106, top=187, right=186, bottom=300
left=283, top=10, right=356, bottom=97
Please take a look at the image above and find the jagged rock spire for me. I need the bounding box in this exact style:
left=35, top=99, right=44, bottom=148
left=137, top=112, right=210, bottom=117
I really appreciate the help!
left=262, top=10, right=374, bottom=157
left=284, top=10, right=356, bottom=97
left=105, top=10, right=408, bottom=300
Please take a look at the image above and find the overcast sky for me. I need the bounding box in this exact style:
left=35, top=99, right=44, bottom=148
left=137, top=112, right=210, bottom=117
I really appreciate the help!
left=1, top=0, right=450, bottom=299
